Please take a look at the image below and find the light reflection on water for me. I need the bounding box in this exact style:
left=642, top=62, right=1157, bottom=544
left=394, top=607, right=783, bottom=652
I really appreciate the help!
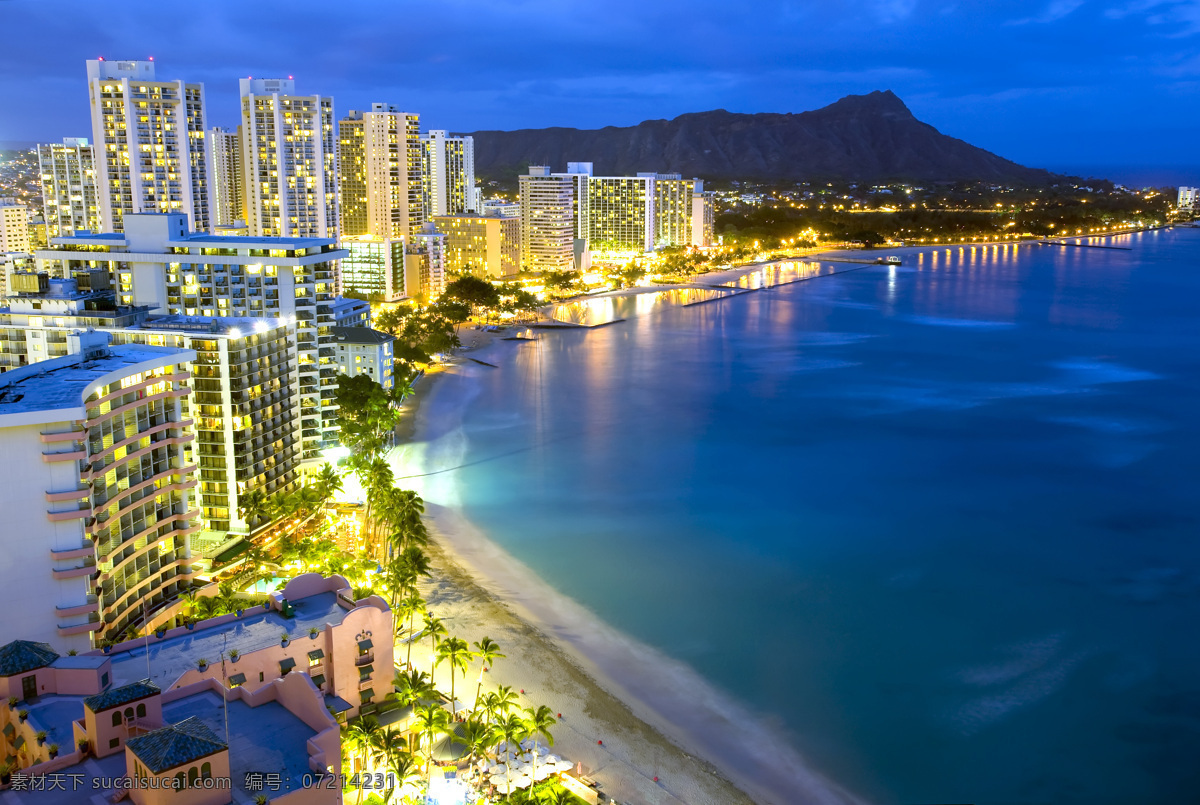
left=416, top=230, right=1200, bottom=805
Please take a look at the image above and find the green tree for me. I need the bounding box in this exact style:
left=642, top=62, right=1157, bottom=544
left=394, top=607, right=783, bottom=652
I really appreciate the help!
left=471, top=637, right=505, bottom=712
left=237, top=489, right=271, bottom=533
left=422, top=614, right=448, bottom=685
left=443, top=275, right=501, bottom=318
left=413, top=703, right=451, bottom=766
left=400, top=593, right=427, bottom=668
left=435, top=637, right=474, bottom=711
left=523, top=705, right=556, bottom=759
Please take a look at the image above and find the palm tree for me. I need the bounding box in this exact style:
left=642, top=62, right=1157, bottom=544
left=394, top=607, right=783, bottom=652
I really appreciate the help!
left=422, top=614, right=447, bottom=686
left=413, top=703, right=451, bottom=766
left=491, top=685, right=519, bottom=719
left=393, top=668, right=437, bottom=707
left=345, top=716, right=381, bottom=804
left=487, top=713, right=529, bottom=794
left=314, top=462, right=344, bottom=505
left=451, top=717, right=492, bottom=767
left=399, top=593, right=426, bottom=666
left=472, top=637, right=505, bottom=712
left=381, top=745, right=421, bottom=805
left=435, top=637, right=474, bottom=712
left=237, top=489, right=270, bottom=533
left=523, top=705, right=556, bottom=764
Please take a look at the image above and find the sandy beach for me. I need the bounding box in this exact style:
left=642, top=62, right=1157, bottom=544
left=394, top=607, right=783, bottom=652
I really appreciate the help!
left=389, top=325, right=869, bottom=805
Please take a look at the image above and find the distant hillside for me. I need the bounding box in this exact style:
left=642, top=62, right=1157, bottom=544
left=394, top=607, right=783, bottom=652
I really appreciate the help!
left=468, top=91, right=1059, bottom=185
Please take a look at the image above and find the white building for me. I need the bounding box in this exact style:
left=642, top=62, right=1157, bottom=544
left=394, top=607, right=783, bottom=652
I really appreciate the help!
left=206, top=126, right=243, bottom=229
left=339, top=105, right=423, bottom=240
left=519, top=167, right=578, bottom=272
left=240, top=78, right=337, bottom=238
left=331, top=326, right=396, bottom=390
left=409, top=223, right=448, bottom=298
left=34, top=213, right=344, bottom=467
left=480, top=199, right=519, bottom=218
left=85, top=59, right=210, bottom=233
left=421, top=130, right=476, bottom=217
left=37, top=138, right=102, bottom=238
left=0, top=337, right=198, bottom=650
left=1179, top=187, right=1198, bottom=212
left=332, top=295, right=372, bottom=327
left=0, top=197, right=30, bottom=253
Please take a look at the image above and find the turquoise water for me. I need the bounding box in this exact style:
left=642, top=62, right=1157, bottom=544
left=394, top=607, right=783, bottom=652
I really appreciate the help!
left=407, top=230, right=1200, bottom=804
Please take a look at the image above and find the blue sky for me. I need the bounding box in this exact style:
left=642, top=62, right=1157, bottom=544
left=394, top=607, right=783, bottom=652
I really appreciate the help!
left=2, top=0, right=1198, bottom=180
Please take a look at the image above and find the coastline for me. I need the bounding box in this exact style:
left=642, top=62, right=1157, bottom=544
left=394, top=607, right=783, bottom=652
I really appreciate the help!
left=394, top=337, right=867, bottom=805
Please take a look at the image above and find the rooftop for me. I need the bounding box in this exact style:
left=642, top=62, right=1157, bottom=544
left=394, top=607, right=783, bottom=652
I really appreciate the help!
left=0, top=345, right=193, bottom=420
left=126, top=716, right=226, bottom=774
left=330, top=326, right=394, bottom=345
left=133, top=314, right=288, bottom=336
left=23, top=695, right=85, bottom=751
left=0, top=640, right=58, bottom=677
left=0, top=748, right=127, bottom=804
left=83, top=680, right=160, bottom=713
left=163, top=691, right=316, bottom=798
left=107, top=592, right=348, bottom=689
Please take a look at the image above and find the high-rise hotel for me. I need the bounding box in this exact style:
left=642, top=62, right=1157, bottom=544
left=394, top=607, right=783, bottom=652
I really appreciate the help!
left=37, top=138, right=103, bottom=238
left=0, top=336, right=198, bottom=650
left=421, top=130, right=476, bottom=218
left=240, top=78, right=337, bottom=238
left=206, top=126, right=243, bottom=229
left=338, top=104, right=423, bottom=241
left=85, top=60, right=210, bottom=233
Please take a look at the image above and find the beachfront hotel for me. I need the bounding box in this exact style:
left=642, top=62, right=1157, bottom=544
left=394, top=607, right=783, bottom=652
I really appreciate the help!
left=36, top=138, right=102, bottom=239
left=338, top=104, right=424, bottom=240
left=330, top=326, right=396, bottom=390
left=33, top=212, right=344, bottom=468
left=431, top=212, right=520, bottom=278
left=0, top=574, right=387, bottom=802
left=85, top=60, right=210, bottom=234
left=519, top=167, right=581, bottom=272
left=0, top=274, right=302, bottom=538
left=0, top=339, right=198, bottom=651
left=421, top=130, right=477, bottom=218
left=239, top=78, right=337, bottom=239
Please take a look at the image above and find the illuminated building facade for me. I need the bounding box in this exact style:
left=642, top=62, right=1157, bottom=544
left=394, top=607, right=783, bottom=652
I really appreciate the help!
left=240, top=78, right=337, bottom=238
left=34, top=213, right=344, bottom=466
left=408, top=223, right=448, bottom=298
left=692, top=187, right=716, bottom=246
left=1179, top=186, right=1198, bottom=212
left=339, top=236, right=408, bottom=301
left=206, top=126, right=243, bottom=228
left=432, top=213, right=520, bottom=278
left=0, top=338, right=198, bottom=650
left=421, top=130, right=476, bottom=217
left=37, top=138, right=103, bottom=238
left=0, top=197, right=30, bottom=253
left=588, top=174, right=655, bottom=254
left=519, top=167, right=578, bottom=271
left=0, top=277, right=302, bottom=537
left=85, top=60, right=210, bottom=233
left=339, top=105, right=423, bottom=239
left=331, top=326, right=396, bottom=390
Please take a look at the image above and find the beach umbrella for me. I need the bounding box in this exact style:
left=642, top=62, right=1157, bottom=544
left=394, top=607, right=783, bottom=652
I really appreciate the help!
left=554, top=760, right=574, bottom=773
left=511, top=775, right=533, bottom=789
left=488, top=764, right=506, bottom=776
left=515, top=763, right=533, bottom=775
left=520, top=738, right=535, bottom=750
left=518, top=752, right=534, bottom=762
left=544, top=754, right=561, bottom=764
left=533, top=765, right=554, bottom=781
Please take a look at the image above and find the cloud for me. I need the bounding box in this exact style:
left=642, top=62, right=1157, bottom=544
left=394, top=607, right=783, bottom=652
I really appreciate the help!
left=1009, top=0, right=1087, bottom=24
left=1105, top=0, right=1200, bottom=32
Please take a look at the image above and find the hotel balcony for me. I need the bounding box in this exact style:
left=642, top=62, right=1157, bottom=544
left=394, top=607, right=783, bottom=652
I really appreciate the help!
left=52, top=557, right=98, bottom=580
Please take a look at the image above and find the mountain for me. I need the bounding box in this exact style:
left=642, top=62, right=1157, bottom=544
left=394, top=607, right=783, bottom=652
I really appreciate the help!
left=467, top=91, right=1057, bottom=185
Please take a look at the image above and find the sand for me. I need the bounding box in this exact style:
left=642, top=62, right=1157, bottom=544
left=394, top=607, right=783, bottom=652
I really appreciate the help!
left=389, top=323, right=869, bottom=805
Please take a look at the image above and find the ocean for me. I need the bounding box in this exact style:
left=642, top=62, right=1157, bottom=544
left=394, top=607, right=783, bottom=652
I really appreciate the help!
left=397, top=229, right=1200, bottom=804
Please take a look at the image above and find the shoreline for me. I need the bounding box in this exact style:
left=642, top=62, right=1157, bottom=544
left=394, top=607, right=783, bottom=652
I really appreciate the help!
left=393, top=339, right=867, bottom=805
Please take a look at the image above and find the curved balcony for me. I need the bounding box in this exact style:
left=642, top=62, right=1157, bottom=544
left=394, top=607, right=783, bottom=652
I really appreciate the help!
left=58, top=618, right=102, bottom=637
left=40, top=429, right=85, bottom=444
left=86, top=387, right=191, bottom=429
left=89, top=419, right=194, bottom=466
left=93, top=509, right=200, bottom=562
left=83, top=437, right=193, bottom=483
left=101, top=556, right=195, bottom=627
left=46, top=503, right=91, bottom=522
left=93, top=468, right=197, bottom=520
left=46, top=487, right=89, bottom=503
left=42, top=449, right=86, bottom=464
left=51, top=542, right=95, bottom=561
left=52, top=558, right=98, bottom=580
left=105, top=519, right=197, bottom=578
left=89, top=372, right=192, bottom=410
left=56, top=597, right=99, bottom=617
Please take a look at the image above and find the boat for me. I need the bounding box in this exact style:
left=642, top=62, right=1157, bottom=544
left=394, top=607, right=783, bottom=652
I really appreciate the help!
left=875, top=255, right=903, bottom=265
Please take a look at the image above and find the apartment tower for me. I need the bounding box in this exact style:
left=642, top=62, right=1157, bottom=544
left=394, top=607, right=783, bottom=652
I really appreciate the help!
left=37, top=138, right=103, bottom=237
left=240, top=78, right=337, bottom=238
left=85, top=59, right=209, bottom=233
left=421, top=130, right=476, bottom=218
left=338, top=104, right=423, bottom=240
left=206, top=126, right=244, bottom=228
